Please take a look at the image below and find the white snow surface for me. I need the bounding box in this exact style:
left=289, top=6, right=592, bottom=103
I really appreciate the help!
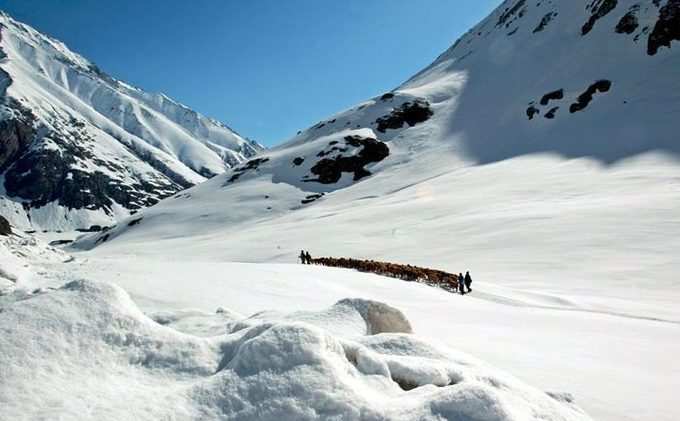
left=0, top=277, right=592, bottom=421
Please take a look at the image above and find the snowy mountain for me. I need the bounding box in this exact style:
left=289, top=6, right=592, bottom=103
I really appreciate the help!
left=82, top=0, right=680, bottom=249
left=72, top=3, right=680, bottom=419
left=0, top=12, right=263, bottom=231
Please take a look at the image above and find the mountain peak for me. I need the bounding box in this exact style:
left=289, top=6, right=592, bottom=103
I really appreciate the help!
left=0, top=11, right=263, bottom=231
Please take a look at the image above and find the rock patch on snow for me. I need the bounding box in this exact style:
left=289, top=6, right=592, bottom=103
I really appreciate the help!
left=375, top=99, right=433, bottom=133
left=647, top=0, right=680, bottom=55
left=303, top=135, right=389, bottom=184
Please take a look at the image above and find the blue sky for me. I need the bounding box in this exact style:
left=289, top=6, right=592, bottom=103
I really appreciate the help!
left=0, top=0, right=498, bottom=146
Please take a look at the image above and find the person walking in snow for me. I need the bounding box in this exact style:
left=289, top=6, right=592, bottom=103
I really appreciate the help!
left=305, top=251, right=313, bottom=265
left=299, top=250, right=307, bottom=264
left=458, top=273, right=465, bottom=295
left=464, top=271, right=472, bottom=293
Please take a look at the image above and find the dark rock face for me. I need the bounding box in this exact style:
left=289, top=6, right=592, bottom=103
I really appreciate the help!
left=497, top=0, right=527, bottom=28
left=0, top=100, right=36, bottom=172
left=545, top=107, right=560, bottom=119
left=292, top=157, right=304, bottom=166
left=648, top=0, right=680, bottom=55
left=540, top=89, right=564, bottom=106
left=526, top=105, right=540, bottom=120
left=0, top=93, right=187, bottom=223
left=533, top=12, right=558, bottom=33
left=616, top=7, right=640, bottom=34
left=380, top=93, right=395, bottom=101
left=569, top=80, right=612, bottom=113
left=301, top=193, right=325, bottom=204
left=304, top=135, right=389, bottom=184
left=0, top=215, right=11, bottom=236
left=3, top=122, right=177, bottom=215
left=375, top=99, right=433, bottom=133
left=582, top=0, right=619, bottom=35
left=226, top=157, right=270, bottom=183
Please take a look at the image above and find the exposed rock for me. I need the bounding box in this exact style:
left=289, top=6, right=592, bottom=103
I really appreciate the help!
left=379, top=92, right=395, bottom=101
left=540, top=89, right=564, bottom=105
left=545, top=107, right=560, bottom=119
left=526, top=105, right=540, bottom=120
left=226, top=157, right=270, bottom=183
left=375, top=99, right=433, bottom=133
left=127, top=217, right=142, bottom=227
left=292, top=157, right=304, bottom=166
left=582, top=0, right=619, bottom=35
left=648, top=0, right=680, bottom=55
left=301, top=193, right=324, bottom=204
left=304, top=135, right=389, bottom=184
left=0, top=215, right=11, bottom=236
left=533, top=12, right=558, bottom=33
left=569, top=80, right=612, bottom=113
left=497, top=0, right=527, bottom=28
left=615, top=6, right=640, bottom=34
left=0, top=98, right=36, bottom=172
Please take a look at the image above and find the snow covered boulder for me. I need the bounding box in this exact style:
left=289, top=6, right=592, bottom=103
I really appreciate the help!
left=338, top=298, right=413, bottom=334
left=0, top=280, right=593, bottom=420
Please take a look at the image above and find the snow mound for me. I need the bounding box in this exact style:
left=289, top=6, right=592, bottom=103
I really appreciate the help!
left=0, top=280, right=592, bottom=420
left=0, top=230, right=68, bottom=293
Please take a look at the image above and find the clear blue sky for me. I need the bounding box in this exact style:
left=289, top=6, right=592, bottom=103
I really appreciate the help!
left=0, top=0, right=498, bottom=146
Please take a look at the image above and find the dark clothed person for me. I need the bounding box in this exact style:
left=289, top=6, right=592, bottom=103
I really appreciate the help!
left=464, top=271, right=472, bottom=293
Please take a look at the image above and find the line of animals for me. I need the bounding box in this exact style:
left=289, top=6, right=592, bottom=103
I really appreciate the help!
left=298, top=251, right=472, bottom=295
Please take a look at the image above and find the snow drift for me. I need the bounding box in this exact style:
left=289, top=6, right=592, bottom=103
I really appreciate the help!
left=0, top=279, right=592, bottom=420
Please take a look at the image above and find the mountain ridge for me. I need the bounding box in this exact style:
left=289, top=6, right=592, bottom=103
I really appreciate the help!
left=0, top=11, right=263, bottom=231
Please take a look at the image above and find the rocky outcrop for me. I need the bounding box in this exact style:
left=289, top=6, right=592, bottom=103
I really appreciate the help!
left=0, top=215, right=11, bottom=236
left=582, top=0, right=619, bottom=35
left=569, top=80, right=612, bottom=113
left=648, top=0, right=680, bottom=55
left=375, top=99, right=433, bottom=133
left=304, top=135, right=389, bottom=184
left=0, top=97, right=36, bottom=172
left=615, top=6, right=640, bottom=34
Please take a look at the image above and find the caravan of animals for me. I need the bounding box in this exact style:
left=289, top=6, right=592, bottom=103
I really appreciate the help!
left=298, top=251, right=474, bottom=295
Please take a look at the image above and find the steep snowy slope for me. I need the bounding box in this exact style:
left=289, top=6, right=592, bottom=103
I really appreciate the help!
left=0, top=12, right=262, bottom=231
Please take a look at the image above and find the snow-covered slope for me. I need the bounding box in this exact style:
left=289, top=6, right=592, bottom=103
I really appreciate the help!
left=71, top=2, right=680, bottom=419
left=80, top=0, right=680, bottom=273
left=0, top=12, right=263, bottom=231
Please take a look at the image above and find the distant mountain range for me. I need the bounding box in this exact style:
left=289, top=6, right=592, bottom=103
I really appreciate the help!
left=0, top=11, right=263, bottom=231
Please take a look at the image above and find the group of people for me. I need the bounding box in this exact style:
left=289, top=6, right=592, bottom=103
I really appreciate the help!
left=457, top=271, right=472, bottom=294
left=299, top=250, right=313, bottom=264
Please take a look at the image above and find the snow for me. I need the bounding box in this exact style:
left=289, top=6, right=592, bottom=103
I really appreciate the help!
left=0, top=278, right=592, bottom=421
left=2, top=1, right=679, bottom=420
